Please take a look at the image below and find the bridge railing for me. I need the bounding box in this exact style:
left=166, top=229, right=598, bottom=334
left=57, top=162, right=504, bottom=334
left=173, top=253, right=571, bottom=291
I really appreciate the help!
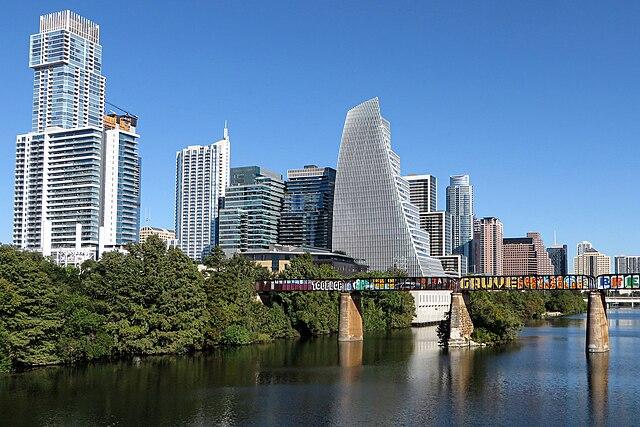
left=255, top=274, right=640, bottom=293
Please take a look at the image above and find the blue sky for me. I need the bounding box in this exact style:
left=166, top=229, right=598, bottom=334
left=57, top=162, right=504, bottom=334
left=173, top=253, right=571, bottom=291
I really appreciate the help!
left=1, top=1, right=639, bottom=266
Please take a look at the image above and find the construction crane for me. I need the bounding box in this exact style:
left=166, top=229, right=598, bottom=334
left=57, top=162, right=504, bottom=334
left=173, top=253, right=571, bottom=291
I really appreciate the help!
left=105, top=101, right=138, bottom=119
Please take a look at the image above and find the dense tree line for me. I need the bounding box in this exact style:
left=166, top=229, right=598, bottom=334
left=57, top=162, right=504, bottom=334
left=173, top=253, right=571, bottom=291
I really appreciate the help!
left=0, top=238, right=415, bottom=372
left=466, top=290, right=587, bottom=344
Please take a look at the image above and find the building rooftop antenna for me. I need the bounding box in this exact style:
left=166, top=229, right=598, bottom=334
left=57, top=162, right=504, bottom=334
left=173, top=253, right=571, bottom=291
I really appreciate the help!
left=223, top=120, right=229, bottom=139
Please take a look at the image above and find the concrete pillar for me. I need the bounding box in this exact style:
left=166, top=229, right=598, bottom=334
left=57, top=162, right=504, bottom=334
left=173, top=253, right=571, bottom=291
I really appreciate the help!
left=338, top=292, right=363, bottom=342
left=586, top=291, right=610, bottom=353
left=448, top=292, right=475, bottom=347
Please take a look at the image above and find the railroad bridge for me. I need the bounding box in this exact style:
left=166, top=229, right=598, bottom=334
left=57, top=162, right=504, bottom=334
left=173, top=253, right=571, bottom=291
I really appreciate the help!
left=255, top=274, right=640, bottom=354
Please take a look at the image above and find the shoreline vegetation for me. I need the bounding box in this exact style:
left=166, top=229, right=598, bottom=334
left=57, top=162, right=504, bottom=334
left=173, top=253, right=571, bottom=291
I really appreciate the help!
left=438, top=290, right=588, bottom=346
left=0, top=236, right=414, bottom=373
left=0, top=236, right=588, bottom=373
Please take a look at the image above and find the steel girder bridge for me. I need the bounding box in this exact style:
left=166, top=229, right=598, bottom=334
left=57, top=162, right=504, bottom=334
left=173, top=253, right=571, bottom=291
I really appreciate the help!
left=255, top=274, right=640, bottom=353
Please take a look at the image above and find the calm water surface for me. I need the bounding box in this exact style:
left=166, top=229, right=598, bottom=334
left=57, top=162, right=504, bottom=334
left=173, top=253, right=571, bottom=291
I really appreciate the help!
left=3, top=310, right=640, bottom=426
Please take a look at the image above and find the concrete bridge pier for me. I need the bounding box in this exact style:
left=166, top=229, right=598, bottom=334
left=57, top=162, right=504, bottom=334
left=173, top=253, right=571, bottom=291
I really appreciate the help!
left=338, top=292, right=363, bottom=342
left=586, top=291, right=610, bottom=353
left=448, top=292, right=476, bottom=347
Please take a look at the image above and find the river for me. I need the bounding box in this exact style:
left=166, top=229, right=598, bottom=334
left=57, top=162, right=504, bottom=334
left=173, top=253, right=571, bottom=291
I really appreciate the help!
left=2, top=310, right=640, bottom=426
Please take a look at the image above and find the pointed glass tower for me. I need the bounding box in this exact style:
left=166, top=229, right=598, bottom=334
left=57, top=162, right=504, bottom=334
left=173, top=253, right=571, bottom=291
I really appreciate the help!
left=332, top=98, right=444, bottom=276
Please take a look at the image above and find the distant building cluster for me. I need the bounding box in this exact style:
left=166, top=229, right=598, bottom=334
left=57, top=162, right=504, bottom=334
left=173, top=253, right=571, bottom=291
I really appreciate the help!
left=11, top=11, right=637, bottom=278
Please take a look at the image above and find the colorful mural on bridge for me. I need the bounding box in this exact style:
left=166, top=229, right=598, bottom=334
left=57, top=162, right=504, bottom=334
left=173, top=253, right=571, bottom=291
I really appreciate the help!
left=254, top=277, right=457, bottom=292
left=597, top=274, right=640, bottom=289
left=459, top=275, right=593, bottom=290
left=255, top=275, right=596, bottom=292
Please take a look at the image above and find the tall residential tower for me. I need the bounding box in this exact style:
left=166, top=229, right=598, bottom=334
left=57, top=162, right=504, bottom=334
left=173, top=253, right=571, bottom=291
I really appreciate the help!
left=13, top=11, right=140, bottom=265
left=174, top=127, right=230, bottom=261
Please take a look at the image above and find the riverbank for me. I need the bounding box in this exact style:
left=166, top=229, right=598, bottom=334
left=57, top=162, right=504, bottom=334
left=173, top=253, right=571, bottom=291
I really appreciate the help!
left=0, top=240, right=416, bottom=373
left=466, top=290, right=588, bottom=344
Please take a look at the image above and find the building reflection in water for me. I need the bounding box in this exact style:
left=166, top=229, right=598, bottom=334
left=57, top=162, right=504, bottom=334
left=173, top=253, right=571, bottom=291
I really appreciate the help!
left=587, top=352, right=609, bottom=426
left=447, top=348, right=474, bottom=423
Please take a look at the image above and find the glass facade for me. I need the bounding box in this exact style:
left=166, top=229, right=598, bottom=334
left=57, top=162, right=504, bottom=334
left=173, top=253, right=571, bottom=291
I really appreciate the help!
left=279, top=165, right=336, bottom=250
left=547, top=245, right=568, bottom=275
left=219, top=166, right=285, bottom=254
left=446, top=175, right=474, bottom=271
left=30, top=11, right=105, bottom=132
left=332, top=98, right=444, bottom=276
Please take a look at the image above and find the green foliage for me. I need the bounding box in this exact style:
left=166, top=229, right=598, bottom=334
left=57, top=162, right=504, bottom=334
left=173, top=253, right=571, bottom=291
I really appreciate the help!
left=81, top=236, right=208, bottom=356
left=361, top=292, right=415, bottom=332
left=0, top=248, right=68, bottom=368
left=467, top=290, right=587, bottom=344
left=221, top=325, right=253, bottom=345
left=0, top=242, right=418, bottom=372
left=203, top=250, right=296, bottom=346
left=468, top=292, right=524, bottom=344
left=544, top=291, right=587, bottom=315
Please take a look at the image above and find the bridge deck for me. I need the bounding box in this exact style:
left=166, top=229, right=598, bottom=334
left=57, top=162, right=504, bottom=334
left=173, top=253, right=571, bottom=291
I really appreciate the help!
left=255, top=274, right=640, bottom=292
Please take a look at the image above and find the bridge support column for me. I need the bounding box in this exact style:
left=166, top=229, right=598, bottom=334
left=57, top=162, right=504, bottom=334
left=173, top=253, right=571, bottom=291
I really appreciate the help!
left=448, top=292, right=475, bottom=347
left=586, top=291, right=610, bottom=353
left=338, top=292, right=363, bottom=342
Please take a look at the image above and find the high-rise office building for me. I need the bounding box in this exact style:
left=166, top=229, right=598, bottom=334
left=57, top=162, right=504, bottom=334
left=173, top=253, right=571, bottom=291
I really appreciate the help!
left=574, top=247, right=610, bottom=276
left=404, top=175, right=437, bottom=213
left=547, top=245, right=568, bottom=275
left=472, top=217, right=504, bottom=275
left=614, top=256, right=640, bottom=274
left=218, top=166, right=285, bottom=255
left=332, top=98, right=444, bottom=276
left=279, top=165, right=336, bottom=250
left=13, top=11, right=139, bottom=266
left=503, top=232, right=554, bottom=276
left=446, top=175, right=474, bottom=271
left=99, top=114, right=141, bottom=254
left=174, top=128, right=230, bottom=261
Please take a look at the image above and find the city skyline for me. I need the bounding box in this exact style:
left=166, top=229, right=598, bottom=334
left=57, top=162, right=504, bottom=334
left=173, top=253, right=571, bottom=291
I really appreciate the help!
left=2, top=2, right=640, bottom=266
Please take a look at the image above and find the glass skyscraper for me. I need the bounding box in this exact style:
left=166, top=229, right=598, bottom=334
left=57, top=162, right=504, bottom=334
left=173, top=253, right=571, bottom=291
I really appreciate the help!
left=332, top=98, right=444, bottom=276
left=13, top=11, right=137, bottom=266
left=279, top=165, right=336, bottom=250
left=218, top=166, right=285, bottom=254
left=446, top=175, right=474, bottom=271
left=174, top=128, right=230, bottom=261
left=30, top=10, right=105, bottom=131
left=546, top=244, right=568, bottom=275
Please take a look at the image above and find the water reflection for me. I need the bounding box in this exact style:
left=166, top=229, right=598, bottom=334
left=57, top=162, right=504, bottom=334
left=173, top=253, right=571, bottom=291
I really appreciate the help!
left=587, top=352, right=609, bottom=426
left=4, top=312, right=640, bottom=425
left=338, top=341, right=363, bottom=368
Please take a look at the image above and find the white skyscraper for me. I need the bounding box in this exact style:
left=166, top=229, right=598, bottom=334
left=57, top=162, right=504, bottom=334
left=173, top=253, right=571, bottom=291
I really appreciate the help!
left=13, top=11, right=135, bottom=266
left=174, top=127, right=230, bottom=261
left=332, top=98, right=444, bottom=276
